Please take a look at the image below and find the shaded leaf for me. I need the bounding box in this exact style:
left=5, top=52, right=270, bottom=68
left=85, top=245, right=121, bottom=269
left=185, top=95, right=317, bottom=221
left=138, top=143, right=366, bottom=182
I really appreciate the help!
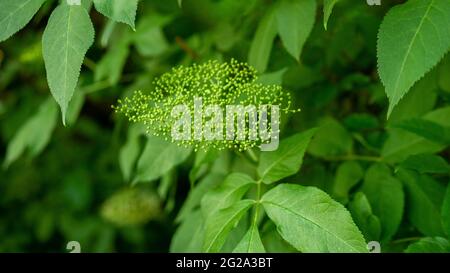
left=393, top=118, right=450, bottom=145
left=400, top=154, right=450, bottom=174
left=405, top=237, right=450, bottom=253
left=3, top=98, right=58, bottom=168
left=176, top=173, right=225, bottom=223
left=275, top=0, right=316, bottom=61
left=348, top=192, right=381, bottom=242
left=323, top=0, right=339, bottom=30
left=233, top=224, right=265, bottom=253
left=95, top=39, right=130, bottom=85
left=170, top=210, right=204, bottom=252
left=203, top=199, right=255, bottom=253
left=256, top=68, right=288, bottom=85
left=93, top=0, right=138, bottom=29
left=189, top=148, right=220, bottom=183
left=133, top=136, right=191, bottom=183
left=308, top=118, right=353, bottom=157
left=332, top=161, right=364, bottom=203
left=441, top=185, right=450, bottom=237
left=397, top=168, right=445, bottom=236
left=382, top=107, right=450, bottom=163
left=248, top=8, right=277, bottom=73
left=201, top=173, right=256, bottom=219
left=119, top=125, right=143, bottom=182
left=362, top=163, right=404, bottom=242
left=133, top=14, right=172, bottom=57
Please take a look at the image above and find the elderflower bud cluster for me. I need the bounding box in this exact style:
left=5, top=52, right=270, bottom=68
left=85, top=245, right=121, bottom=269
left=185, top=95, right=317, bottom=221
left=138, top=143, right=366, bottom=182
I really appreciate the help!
left=113, top=59, right=299, bottom=151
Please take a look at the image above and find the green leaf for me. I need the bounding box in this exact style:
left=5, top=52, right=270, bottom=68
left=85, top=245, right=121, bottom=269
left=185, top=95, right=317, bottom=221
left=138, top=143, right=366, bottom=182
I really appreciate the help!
left=332, top=161, right=364, bottom=203
left=95, top=40, right=130, bottom=85
left=257, top=128, right=316, bottom=184
left=201, top=173, right=256, bottom=219
left=397, top=168, right=445, bottom=236
left=308, top=118, right=353, bottom=158
left=323, top=0, right=339, bottom=30
left=42, top=4, right=94, bottom=124
left=133, top=136, right=192, bottom=184
left=0, top=0, right=46, bottom=42
left=3, top=98, right=58, bottom=169
left=405, top=237, right=450, bottom=253
left=189, top=148, right=220, bottom=183
left=348, top=192, right=381, bottom=242
left=439, top=55, right=450, bottom=93
left=362, top=163, right=404, bottom=242
left=400, top=154, right=450, bottom=174
left=221, top=216, right=250, bottom=252
left=119, top=125, right=143, bottom=182
left=256, top=68, right=288, bottom=85
left=261, top=222, right=297, bottom=252
left=248, top=7, right=277, bottom=73
left=262, top=184, right=367, bottom=253
left=176, top=173, right=225, bottom=223
left=65, top=87, right=85, bottom=126
left=393, top=118, right=450, bottom=145
left=93, top=0, right=138, bottom=30
left=158, top=170, right=176, bottom=201
left=233, top=224, right=265, bottom=253
left=133, top=14, right=172, bottom=57
left=377, top=0, right=450, bottom=116
left=387, top=72, right=438, bottom=124
left=203, top=199, right=255, bottom=253
left=170, top=210, right=204, bottom=252
left=275, top=0, right=316, bottom=61
left=442, top=185, right=450, bottom=237
left=343, top=113, right=379, bottom=131
left=382, top=106, right=450, bottom=163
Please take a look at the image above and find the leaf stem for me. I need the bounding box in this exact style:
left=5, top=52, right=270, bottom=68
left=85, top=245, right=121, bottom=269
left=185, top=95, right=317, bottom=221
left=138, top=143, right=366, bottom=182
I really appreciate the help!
left=252, top=179, right=263, bottom=228
left=352, top=133, right=380, bottom=154
left=83, top=80, right=112, bottom=94
left=83, top=56, right=96, bottom=71
left=246, top=148, right=258, bottom=163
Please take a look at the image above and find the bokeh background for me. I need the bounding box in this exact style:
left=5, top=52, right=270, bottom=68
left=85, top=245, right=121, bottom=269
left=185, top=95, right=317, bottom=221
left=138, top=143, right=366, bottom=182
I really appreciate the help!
left=1, top=0, right=449, bottom=252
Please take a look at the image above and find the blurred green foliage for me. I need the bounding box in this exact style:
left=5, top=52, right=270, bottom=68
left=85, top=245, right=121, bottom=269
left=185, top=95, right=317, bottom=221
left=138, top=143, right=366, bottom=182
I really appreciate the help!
left=0, top=0, right=450, bottom=253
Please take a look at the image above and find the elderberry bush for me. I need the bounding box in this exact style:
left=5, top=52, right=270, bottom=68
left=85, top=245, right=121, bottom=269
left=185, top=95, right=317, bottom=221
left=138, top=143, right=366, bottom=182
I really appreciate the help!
left=0, top=0, right=450, bottom=253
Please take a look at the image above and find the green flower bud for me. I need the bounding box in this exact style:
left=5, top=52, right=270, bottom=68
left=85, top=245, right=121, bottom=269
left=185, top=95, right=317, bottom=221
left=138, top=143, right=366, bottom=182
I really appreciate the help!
left=114, top=59, right=299, bottom=151
left=101, top=188, right=161, bottom=226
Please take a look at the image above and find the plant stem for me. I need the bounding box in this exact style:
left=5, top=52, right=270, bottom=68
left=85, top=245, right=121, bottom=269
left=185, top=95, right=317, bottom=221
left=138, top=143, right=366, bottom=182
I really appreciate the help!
left=352, top=133, right=380, bottom=154
left=252, top=180, right=263, bottom=228
left=83, top=56, right=96, bottom=71
left=83, top=80, right=112, bottom=94
left=246, top=148, right=258, bottom=163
